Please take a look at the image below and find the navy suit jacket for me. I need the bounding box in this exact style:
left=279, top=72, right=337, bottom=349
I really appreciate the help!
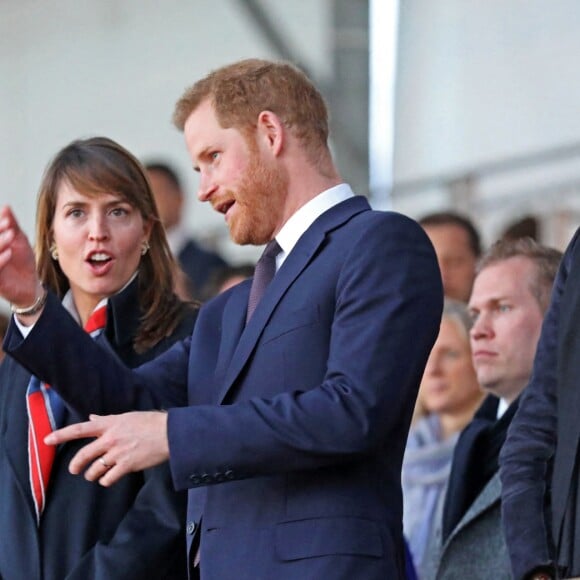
left=500, top=228, right=578, bottom=579
left=6, top=196, right=443, bottom=580
left=0, top=279, right=196, bottom=580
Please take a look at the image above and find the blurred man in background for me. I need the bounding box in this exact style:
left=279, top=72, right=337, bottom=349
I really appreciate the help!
left=427, top=238, right=561, bottom=579
left=146, top=161, right=228, bottom=299
left=419, top=212, right=481, bottom=303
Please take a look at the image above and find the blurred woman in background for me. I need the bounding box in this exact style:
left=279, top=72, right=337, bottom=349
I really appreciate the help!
left=402, top=298, right=483, bottom=577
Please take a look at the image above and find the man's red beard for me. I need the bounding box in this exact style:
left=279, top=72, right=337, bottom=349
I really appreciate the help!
left=228, top=149, right=289, bottom=246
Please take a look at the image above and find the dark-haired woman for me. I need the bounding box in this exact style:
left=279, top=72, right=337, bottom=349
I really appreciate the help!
left=0, top=137, right=196, bottom=579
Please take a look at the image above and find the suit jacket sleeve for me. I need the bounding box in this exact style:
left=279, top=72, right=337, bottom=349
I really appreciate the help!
left=3, top=293, right=190, bottom=414
left=167, top=213, right=443, bottom=489
left=499, top=231, right=578, bottom=580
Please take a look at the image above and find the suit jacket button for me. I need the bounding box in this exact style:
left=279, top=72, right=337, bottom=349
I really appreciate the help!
left=187, top=521, right=197, bottom=535
left=224, top=469, right=235, bottom=480
left=215, top=472, right=226, bottom=482
left=201, top=473, right=213, bottom=484
left=189, top=475, right=202, bottom=485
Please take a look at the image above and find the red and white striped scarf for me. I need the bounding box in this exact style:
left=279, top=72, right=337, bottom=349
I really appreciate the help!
left=27, top=302, right=107, bottom=524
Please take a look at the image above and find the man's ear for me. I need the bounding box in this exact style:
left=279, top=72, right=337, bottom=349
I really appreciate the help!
left=256, top=110, right=284, bottom=157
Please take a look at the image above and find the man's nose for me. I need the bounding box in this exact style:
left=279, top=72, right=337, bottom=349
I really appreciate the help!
left=470, top=312, right=492, bottom=340
left=198, top=172, right=217, bottom=202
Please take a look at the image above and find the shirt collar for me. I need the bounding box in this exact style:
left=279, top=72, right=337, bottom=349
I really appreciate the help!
left=496, top=397, right=510, bottom=419
left=275, top=183, right=354, bottom=266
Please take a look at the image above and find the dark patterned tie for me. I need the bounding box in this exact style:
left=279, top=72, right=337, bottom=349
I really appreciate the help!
left=246, top=240, right=281, bottom=323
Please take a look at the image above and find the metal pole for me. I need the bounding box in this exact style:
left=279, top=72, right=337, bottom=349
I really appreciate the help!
left=369, top=0, right=399, bottom=210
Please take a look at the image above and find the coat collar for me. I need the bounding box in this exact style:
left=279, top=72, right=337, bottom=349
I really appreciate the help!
left=443, top=471, right=502, bottom=549
left=104, top=276, right=141, bottom=348
left=215, top=196, right=370, bottom=404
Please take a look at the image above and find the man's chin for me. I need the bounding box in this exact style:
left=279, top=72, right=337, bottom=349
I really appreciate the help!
left=477, top=372, right=500, bottom=393
left=228, top=224, right=248, bottom=246
left=229, top=226, right=270, bottom=246
left=479, top=380, right=504, bottom=398
left=230, top=232, right=258, bottom=246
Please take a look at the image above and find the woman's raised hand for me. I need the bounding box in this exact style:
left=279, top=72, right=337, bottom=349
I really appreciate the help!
left=0, top=206, right=42, bottom=308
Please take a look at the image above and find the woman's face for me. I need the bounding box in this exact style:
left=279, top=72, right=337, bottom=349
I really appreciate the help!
left=51, top=181, right=151, bottom=319
left=419, top=317, right=482, bottom=416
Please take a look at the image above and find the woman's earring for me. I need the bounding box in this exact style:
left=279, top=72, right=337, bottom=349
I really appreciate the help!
left=50, top=244, right=59, bottom=260
left=141, top=241, right=150, bottom=256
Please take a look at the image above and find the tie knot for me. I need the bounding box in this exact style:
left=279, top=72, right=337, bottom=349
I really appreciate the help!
left=261, top=239, right=281, bottom=261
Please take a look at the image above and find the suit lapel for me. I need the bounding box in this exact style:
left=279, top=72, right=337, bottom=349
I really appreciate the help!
left=215, top=196, right=370, bottom=405
left=216, top=230, right=325, bottom=404
left=212, top=283, right=251, bottom=397
left=444, top=472, right=502, bottom=547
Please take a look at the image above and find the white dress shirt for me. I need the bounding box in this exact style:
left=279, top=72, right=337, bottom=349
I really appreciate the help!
left=275, top=183, right=355, bottom=269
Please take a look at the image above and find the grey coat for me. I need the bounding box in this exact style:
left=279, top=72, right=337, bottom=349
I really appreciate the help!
left=425, top=473, right=512, bottom=580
